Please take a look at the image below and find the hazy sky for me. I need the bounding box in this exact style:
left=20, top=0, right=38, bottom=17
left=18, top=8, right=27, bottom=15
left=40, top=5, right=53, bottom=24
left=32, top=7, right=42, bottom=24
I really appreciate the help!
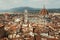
left=0, top=0, right=60, bottom=9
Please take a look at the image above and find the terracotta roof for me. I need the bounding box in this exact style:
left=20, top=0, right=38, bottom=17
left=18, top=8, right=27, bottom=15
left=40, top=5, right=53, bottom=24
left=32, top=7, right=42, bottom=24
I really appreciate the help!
left=0, top=24, right=3, bottom=27
left=40, top=8, right=48, bottom=15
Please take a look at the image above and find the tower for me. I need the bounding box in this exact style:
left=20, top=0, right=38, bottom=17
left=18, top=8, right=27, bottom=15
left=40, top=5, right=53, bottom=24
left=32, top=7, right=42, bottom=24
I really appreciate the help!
left=4, top=13, right=9, bottom=20
left=24, top=9, right=28, bottom=23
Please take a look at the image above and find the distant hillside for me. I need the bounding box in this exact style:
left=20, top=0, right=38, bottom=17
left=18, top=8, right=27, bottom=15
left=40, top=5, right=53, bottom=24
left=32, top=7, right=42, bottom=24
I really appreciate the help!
left=0, top=7, right=60, bottom=13
left=48, top=9, right=60, bottom=13
left=9, top=7, right=39, bottom=13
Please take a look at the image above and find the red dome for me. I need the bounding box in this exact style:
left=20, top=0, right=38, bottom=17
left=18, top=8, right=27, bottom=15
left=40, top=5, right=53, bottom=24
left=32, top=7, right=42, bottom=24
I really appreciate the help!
left=40, top=8, right=48, bottom=15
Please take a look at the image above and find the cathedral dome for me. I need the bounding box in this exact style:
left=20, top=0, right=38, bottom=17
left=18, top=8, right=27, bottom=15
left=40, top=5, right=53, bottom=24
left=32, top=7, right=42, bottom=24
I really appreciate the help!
left=40, top=7, right=48, bottom=15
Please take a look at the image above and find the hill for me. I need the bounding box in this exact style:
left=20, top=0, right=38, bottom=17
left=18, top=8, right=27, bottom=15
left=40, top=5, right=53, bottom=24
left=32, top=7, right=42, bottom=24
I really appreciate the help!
left=0, top=7, right=60, bottom=13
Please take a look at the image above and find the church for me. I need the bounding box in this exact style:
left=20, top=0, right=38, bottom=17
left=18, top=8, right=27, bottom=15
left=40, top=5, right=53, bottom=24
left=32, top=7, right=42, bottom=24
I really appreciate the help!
left=23, top=7, right=49, bottom=25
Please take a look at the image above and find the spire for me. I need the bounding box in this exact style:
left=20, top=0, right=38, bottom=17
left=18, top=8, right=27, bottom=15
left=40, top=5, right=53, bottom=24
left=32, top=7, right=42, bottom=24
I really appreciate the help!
left=24, top=9, right=28, bottom=24
left=43, top=4, right=45, bottom=9
left=24, top=9, right=28, bottom=13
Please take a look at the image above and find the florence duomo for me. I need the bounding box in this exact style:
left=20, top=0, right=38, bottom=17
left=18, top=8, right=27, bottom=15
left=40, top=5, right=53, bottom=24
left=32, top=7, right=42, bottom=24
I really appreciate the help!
left=0, top=0, right=60, bottom=40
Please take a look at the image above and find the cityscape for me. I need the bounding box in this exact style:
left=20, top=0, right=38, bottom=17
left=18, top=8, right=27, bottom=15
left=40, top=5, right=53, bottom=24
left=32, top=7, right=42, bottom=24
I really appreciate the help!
left=0, top=0, right=60, bottom=40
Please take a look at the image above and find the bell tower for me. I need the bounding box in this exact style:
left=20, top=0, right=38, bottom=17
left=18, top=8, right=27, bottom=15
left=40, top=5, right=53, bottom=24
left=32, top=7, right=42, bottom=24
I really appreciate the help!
left=24, top=9, right=28, bottom=23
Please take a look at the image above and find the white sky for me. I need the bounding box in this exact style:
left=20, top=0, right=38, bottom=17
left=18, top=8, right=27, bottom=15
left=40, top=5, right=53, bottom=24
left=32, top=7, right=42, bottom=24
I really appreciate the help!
left=0, top=0, right=60, bottom=9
